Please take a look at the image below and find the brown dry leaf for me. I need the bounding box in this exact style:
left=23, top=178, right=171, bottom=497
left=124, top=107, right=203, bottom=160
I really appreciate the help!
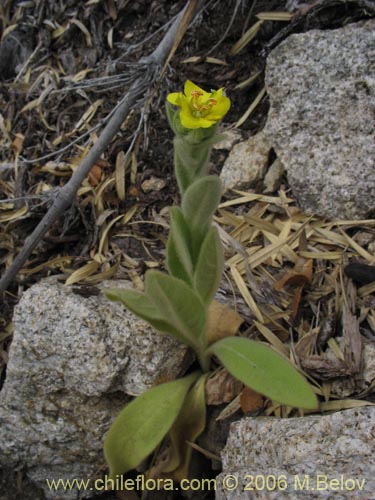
left=88, top=163, right=103, bottom=186
left=161, top=0, right=199, bottom=74
left=84, top=260, right=120, bottom=284
left=274, top=257, right=313, bottom=290
left=231, top=266, right=264, bottom=322
left=74, top=98, right=103, bottom=131
left=205, top=56, right=228, bottom=65
left=12, top=134, right=24, bottom=156
left=234, top=71, right=261, bottom=90
left=115, top=150, right=128, bottom=201
left=105, top=0, right=118, bottom=20
left=215, top=395, right=241, bottom=421
left=71, top=19, right=93, bottom=47
left=206, top=369, right=243, bottom=406
left=274, top=257, right=313, bottom=322
left=0, top=206, right=28, bottom=223
left=318, top=399, right=374, bottom=412
left=240, top=386, right=264, bottom=414
left=205, top=299, right=243, bottom=345
left=295, top=328, right=320, bottom=359
left=230, top=19, right=264, bottom=55
left=256, top=11, right=293, bottom=21
left=235, top=87, right=266, bottom=128
left=65, top=260, right=99, bottom=286
left=291, top=284, right=304, bottom=321
left=20, top=256, right=72, bottom=276
left=253, top=321, right=289, bottom=357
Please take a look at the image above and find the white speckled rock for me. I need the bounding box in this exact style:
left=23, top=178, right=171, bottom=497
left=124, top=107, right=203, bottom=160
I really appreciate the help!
left=220, top=131, right=271, bottom=191
left=0, top=278, right=190, bottom=499
left=213, top=128, right=243, bottom=150
left=263, top=158, right=285, bottom=193
left=285, top=0, right=315, bottom=11
left=264, top=19, right=375, bottom=219
left=216, top=408, right=375, bottom=499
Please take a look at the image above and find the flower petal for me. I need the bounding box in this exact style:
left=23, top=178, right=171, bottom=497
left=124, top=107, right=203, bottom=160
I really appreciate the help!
left=167, top=92, right=183, bottom=106
left=207, top=96, right=231, bottom=120
left=184, top=80, right=211, bottom=100
left=211, top=88, right=224, bottom=99
left=180, top=113, right=215, bottom=129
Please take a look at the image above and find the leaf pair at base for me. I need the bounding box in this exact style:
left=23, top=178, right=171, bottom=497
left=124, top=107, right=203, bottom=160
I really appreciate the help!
left=104, top=371, right=205, bottom=480
left=209, top=336, right=318, bottom=410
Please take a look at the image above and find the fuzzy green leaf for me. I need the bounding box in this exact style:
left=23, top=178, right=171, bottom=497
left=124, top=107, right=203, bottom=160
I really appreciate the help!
left=167, top=207, right=193, bottom=284
left=194, top=226, right=224, bottom=304
left=209, top=337, right=318, bottom=409
left=182, top=175, right=222, bottom=230
left=104, top=371, right=200, bottom=478
left=105, top=288, right=173, bottom=333
left=162, top=374, right=207, bottom=480
left=182, top=175, right=222, bottom=260
left=175, top=152, right=194, bottom=194
left=145, top=270, right=207, bottom=351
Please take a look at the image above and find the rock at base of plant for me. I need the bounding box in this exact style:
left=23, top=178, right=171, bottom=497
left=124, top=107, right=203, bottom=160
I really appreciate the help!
left=0, top=278, right=191, bottom=499
left=216, top=407, right=375, bottom=499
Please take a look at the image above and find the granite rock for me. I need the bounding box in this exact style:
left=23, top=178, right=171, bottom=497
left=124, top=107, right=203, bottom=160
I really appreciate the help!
left=264, top=19, right=375, bottom=219
left=220, top=131, right=271, bottom=192
left=0, top=278, right=190, bottom=499
left=216, top=408, right=375, bottom=499
left=263, top=158, right=285, bottom=193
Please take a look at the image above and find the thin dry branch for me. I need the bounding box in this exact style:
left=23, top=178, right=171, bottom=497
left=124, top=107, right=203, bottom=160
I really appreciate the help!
left=0, top=0, right=201, bottom=295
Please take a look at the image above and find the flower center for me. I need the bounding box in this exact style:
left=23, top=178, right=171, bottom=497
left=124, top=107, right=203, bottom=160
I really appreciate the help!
left=190, top=90, right=217, bottom=117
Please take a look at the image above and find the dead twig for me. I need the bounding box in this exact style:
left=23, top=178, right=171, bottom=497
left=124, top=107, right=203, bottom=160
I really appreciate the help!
left=0, top=0, right=201, bottom=295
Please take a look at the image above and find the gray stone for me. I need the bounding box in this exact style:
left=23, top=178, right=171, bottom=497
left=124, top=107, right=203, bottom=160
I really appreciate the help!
left=213, top=128, right=243, bottom=150
left=285, top=0, right=315, bottom=11
left=216, top=408, right=375, bottom=499
left=220, top=131, right=271, bottom=192
left=0, top=278, right=190, bottom=499
left=264, top=20, right=375, bottom=220
left=263, top=158, right=285, bottom=193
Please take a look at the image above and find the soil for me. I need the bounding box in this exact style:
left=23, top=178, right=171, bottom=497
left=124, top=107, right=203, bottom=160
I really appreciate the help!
left=1, top=0, right=375, bottom=499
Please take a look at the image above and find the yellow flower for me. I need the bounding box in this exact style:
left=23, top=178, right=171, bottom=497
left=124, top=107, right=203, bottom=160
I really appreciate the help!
left=167, top=80, right=230, bottom=129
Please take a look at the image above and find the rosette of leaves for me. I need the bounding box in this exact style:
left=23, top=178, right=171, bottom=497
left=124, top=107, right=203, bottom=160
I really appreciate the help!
left=104, top=82, right=318, bottom=482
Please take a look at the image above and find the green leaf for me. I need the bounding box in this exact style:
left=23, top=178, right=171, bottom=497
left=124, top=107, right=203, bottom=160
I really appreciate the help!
left=165, top=101, right=180, bottom=134
left=175, top=137, right=210, bottom=173
left=167, top=207, right=193, bottom=284
left=209, top=337, right=318, bottom=409
left=145, top=270, right=207, bottom=351
left=104, top=371, right=200, bottom=478
left=105, top=287, right=181, bottom=336
left=106, top=285, right=202, bottom=351
left=182, top=175, right=222, bottom=230
left=162, top=374, right=207, bottom=481
left=194, top=227, right=224, bottom=304
left=174, top=137, right=211, bottom=193
left=181, top=176, right=222, bottom=261
left=175, top=150, right=194, bottom=194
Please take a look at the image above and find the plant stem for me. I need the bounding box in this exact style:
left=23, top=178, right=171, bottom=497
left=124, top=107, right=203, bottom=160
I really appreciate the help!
left=198, top=351, right=210, bottom=373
